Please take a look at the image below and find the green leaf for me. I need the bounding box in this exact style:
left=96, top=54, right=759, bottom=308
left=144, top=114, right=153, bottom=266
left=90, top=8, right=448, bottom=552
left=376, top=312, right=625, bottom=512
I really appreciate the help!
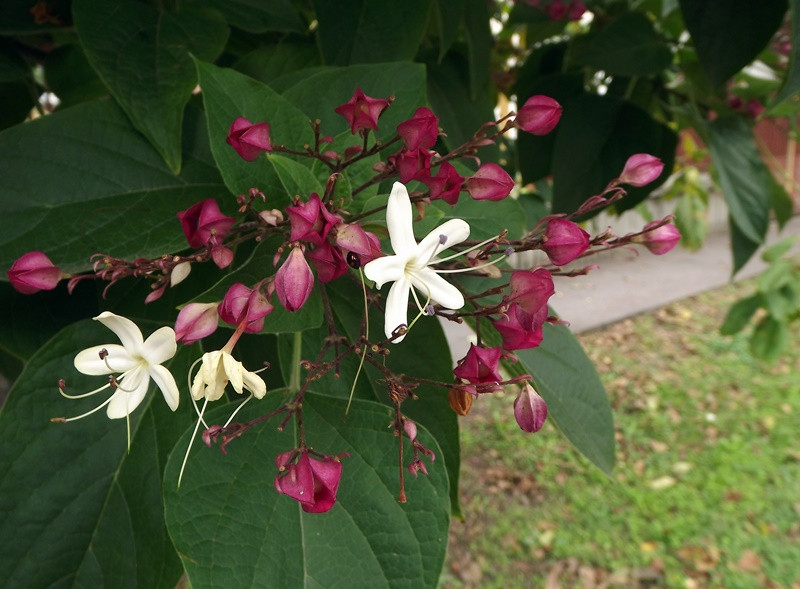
left=512, top=324, right=615, bottom=475
left=44, top=43, right=108, bottom=108
left=0, top=0, right=70, bottom=34
left=0, top=100, right=223, bottom=273
left=0, top=80, right=35, bottom=130
left=73, top=0, right=229, bottom=172
left=762, top=286, right=797, bottom=321
left=762, top=237, right=796, bottom=263
left=720, top=293, right=761, bottom=335
left=551, top=94, right=677, bottom=215
left=768, top=171, right=794, bottom=230
left=581, top=12, right=672, bottom=76
left=730, top=219, right=761, bottom=275
left=771, top=0, right=800, bottom=108
left=463, top=0, right=492, bottom=100
left=673, top=185, right=708, bottom=251
left=750, top=315, right=789, bottom=362
left=312, top=0, right=432, bottom=65
left=194, top=59, right=315, bottom=204
left=164, top=392, right=450, bottom=588
left=233, top=41, right=321, bottom=86
left=758, top=258, right=792, bottom=293
left=0, top=319, right=195, bottom=588
left=432, top=0, right=464, bottom=61
left=709, top=117, right=771, bottom=245
left=680, top=0, right=787, bottom=87
left=192, top=0, right=305, bottom=33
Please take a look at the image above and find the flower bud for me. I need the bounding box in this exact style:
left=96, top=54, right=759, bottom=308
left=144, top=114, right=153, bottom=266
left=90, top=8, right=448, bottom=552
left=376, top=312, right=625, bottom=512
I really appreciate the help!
left=515, top=95, right=562, bottom=136
left=568, top=0, right=587, bottom=20
left=397, top=107, right=439, bottom=150
left=334, top=88, right=391, bottom=135
left=448, top=388, right=474, bottom=416
left=392, top=147, right=433, bottom=183
left=334, top=223, right=383, bottom=265
left=177, top=199, right=236, bottom=249
left=541, top=218, right=590, bottom=266
left=169, top=261, right=192, bottom=286
left=422, top=161, right=464, bottom=205
left=402, top=419, right=418, bottom=441
left=218, top=283, right=274, bottom=332
left=7, top=251, right=62, bottom=294
left=453, top=344, right=503, bottom=384
left=634, top=221, right=681, bottom=255
left=286, top=193, right=342, bottom=246
left=493, top=303, right=548, bottom=351
left=226, top=117, right=272, bottom=161
left=548, top=0, right=567, bottom=20
left=174, top=302, right=219, bottom=344
left=464, top=163, right=514, bottom=201
left=507, top=269, right=555, bottom=315
left=306, top=242, right=348, bottom=283
left=514, top=383, right=547, bottom=433
left=618, top=154, right=664, bottom=187
left=259, top=208, right=284, bottom=226
left=275, top=247, right=314, bottom=312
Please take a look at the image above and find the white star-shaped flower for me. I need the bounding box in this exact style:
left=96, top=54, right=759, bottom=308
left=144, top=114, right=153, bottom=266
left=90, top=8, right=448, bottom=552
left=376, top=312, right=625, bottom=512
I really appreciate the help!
left=363, top=182, right=470, bottom=343
left=71, top=312, right=180, bottom=418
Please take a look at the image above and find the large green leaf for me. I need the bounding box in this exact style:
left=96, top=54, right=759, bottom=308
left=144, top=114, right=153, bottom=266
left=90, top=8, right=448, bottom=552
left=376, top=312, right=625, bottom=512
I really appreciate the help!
left=551, top=94, right=677, bottom=214
left=680, top=0, right=788, bottom=87
left=771, top=0, right=800, bottom=108
left=506, top=324, right=615, bottom=475
left=73, top=0, right=229, bottom=172
left=312, top=0, right=432, bottom=66
left=581, top=12, right=672, bottom=76
left=709, top=117, right=771, bottom=247
left=233, top=41, right=321, bottom=86
left=164, top=392, right=450, bottom=588
left=463, top=0, right=492, bottom=100
left=191, top=0, right=305, bottom=33
left=194, top=59, right=315, bottom=205
left=0, top=319, right=195, bottom=588
left=0, top=100, right=224, bottom=273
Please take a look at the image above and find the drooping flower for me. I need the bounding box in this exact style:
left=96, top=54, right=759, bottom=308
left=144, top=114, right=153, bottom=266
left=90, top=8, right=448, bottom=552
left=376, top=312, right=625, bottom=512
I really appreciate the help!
left=286, top=193, right=343, bottom=246
left=218, top=283, right=274, bottom=332
left=493, top=302, right=548, bottom=350
left=397, top=107, right=439, bottom=150
left=515, top=95, right=562, bottom=136
left=274, top=450, right=345, bottom=513
left=464, top=163, right=514, bottom=201
left=422, top=161, right=464, bottom=205
left=177, top=199, right=236, bottom=249
left=363, top=182, right=470, bottom=343
left=618, top=154, right=664, bottom=187
left=7, top=251, right=62, bottom=294
left=334, top=223, right=383, bottom=266
left=634, top=221, right=681, bottom=255
left=541, top=218, right=590, bottom=266
left=306, top=241, right=348, bottom=283
left=453, top=344, right=503, bottom=385
left=58, top=312, right=179, bottom=426
left=174, top=302, right=220, bottom=344
left=334, top=88, right=391, bottom=135
left=392, top=147, right=433, bottom=183
left=190, top=349, right=266, bottom=402
left=514, top=382, right=548, bottom=433
left=226, top=117, right=272, bottom=161
left=506, top=269, right=555, bottom=314
left=275, top=246, right=314, bottom=312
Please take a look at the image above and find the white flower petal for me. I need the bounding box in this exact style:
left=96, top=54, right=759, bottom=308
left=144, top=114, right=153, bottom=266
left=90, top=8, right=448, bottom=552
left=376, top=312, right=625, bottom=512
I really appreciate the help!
left=363, top=254, right=406, bottom=288
left=242, top=368, right=267, bottom=399
left=141, top=326, right=177, bottom=365
left=416, top=219, right=471, bottom=262
left=386, top=182, right=417, bottom=255
left=105, top=366, right=149, bottom=419
left=74, top=344, right=136, bottom=375
left=149, top=364, right=179, bottom=411
left=384, top=277, right=411, bottom=342
left=94, top=312, right=144, bottom=354
left=222, top=352, right=244, bottom=394
left=412, top=268, right=465, bottom=310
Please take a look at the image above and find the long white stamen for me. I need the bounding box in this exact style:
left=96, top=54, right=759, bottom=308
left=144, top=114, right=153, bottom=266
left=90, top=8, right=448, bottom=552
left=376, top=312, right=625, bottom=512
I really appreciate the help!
left=178, top=397, right=209, bottom=489
left=434, top=254, right=508, bottom=273
left=223, top=394, right=252, bottom=427
left=346, top=268, right=370, bottom=415
left=433, top=234, right=502, bottom=264
left=59, top=381, right=112, bottom=400
left=61, top=395, right=114, bottom=422
left=187, top=357, right=210, bottom=429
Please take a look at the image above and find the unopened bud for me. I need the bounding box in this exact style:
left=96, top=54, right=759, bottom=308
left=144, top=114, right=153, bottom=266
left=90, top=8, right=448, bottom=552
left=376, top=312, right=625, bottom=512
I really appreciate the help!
left=448, top=388, right=474, bottom=416
left=514, top=383, right=547, bottom=433
left=618, top=154, right=664, bottom=187
left=170, top=261, right=192, bottom=286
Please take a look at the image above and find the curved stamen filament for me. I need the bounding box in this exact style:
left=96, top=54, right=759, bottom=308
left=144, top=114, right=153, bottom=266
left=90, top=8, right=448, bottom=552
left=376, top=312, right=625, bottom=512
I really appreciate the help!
left=223, top=394, right=252, bottom=428
left=434, top=254, right=508, bottom=274
left=433, top=233, right=503, bottom=264
left=59, top=395, right=114, bottom=422
left=59, top=381, right=112, bottom=400
left=178, top=397, right=209, bottom=489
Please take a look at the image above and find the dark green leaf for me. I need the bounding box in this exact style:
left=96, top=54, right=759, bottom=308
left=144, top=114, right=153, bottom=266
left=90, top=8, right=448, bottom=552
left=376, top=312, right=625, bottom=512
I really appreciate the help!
left=0, top=100, right=223, bottom=273
left=581, top=12, right=673, bottom=76
left=762, top=286, right=797, bottom=321
left=673, top=186, right=708, bottom=250
left=720, top=293, right=761, bottom=335
left=730, top=219, right=761, bottom=275
left=709, top=117, right=771, bottom=245
left=771, top=0, right=800, bottom=108
left=680, top=0, right=787, bottom=86
left=73, top=0, right=229, bottom=172
left=463, top=0, right=491, bottom=100
left=192, top=0, right=305, bottom=33
left=164, top=392, right=450, bottom=588
left=0, top=40, right=29, bottom=82
left=0, top=319, right=195, bottom=588
left=312, top=0, right=432, bottom=65
left=761, top=237, right=796, bottom=263
left=233, top=41, right=321, bottom=86
left=750, top=315, right=789, bottom=362
left=758, top=258, right=792, bottom=293
left=0, top=80, right=35, bottom=130
left=44, top=44, right=108, bottom=108
left=0, top=0, right=71, bottom=34
left=433, top=0, right=464, bottom=61
left=768, top=170, right=794, bottom=229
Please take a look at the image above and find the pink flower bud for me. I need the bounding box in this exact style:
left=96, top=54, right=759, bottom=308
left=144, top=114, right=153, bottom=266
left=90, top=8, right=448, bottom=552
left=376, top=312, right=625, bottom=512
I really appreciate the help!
left=548, top=0, right=568, bottom=20
left=177, top=199, right=236, bottom=249
left=7, top=251, right=62, bottom=294
left=568, top=0, right=586, bottom=20
left=169, top=261, right=192, bottom=286
left=218, top=283, right=274, bottom=332
left=493, top=303, right=548, bottom=350
left=174, top=302, right=220, bottom=344
left=334, top=88, right=391, bottom=135
left=226, top=117, right=272, bottom=161
left=422, top=161, right=464, bottom=205
left=210, top=244, right=234, bottom=269
left=306, top=242, right=348, bottom=283
left=397, top=107, right=439, bottom=150
left=402, top=419, right=418, bottom=442
left=334, top=223, right=383, bottom=265
left=259, top=209, right=284, bottom=226
left=507, top=269, right=555, bottom=314
left=514, top=383, right=547, bottom=433
left=618, top=154, right=664, bottom=187
left=274, top=450, right=344, bottom=513
left=392, top=148, right=433, bottom=184
left=541, top=218, right=590, bottom=266
left=275, top=247, right=314, bottom=312
left=286, top=193, right=342, bottom=246
left=464, top=163, right=514, bottom=201
left=453, top=344, right=503, bottom=385
left=747, top=99, right=765, bottom=119
left=515, top=95, right=562, bottom=136
left=634, top=221, right=681, bottom=255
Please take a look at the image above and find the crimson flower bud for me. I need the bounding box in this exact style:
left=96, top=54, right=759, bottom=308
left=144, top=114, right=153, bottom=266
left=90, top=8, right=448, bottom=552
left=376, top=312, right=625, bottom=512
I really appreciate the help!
left=422, top=161, right=464, bottom=205
left=275, top=247, right=314, bottom=312
left=174, top=302, right=220, bottom=344
left=541, top=218, right=590, bottom=266
left=402, top=419, right=418, bottom=442
left=548, top=0, right=568, bottom=19
left=568, top=0, right=587, bottom=20
left=618, top=154, right=664, bottom=187
left=493, top=303, right=548, bottom=351
left=274, top=450, right=344, bottom=513
left=464, top=163, right=514, bottom=201
left=7, top=251, right=62, bottom=294
left=392, top=148, right=433, bottom=184
left=226, top=117, right=272, bottom=161
left=177, top=199, right=236, bottom=249
left=334, top=223, right=383, bottom=265
left=334, top=88, right=391, bottom=135
left=306, top=242, right=348, bottom=283
left=514, top=383, right=547, bottom=433
left=453, top=344, right=503, bottom=384
left=634, top=221, right=681, bottom=255
left=397, top=107, right=439, bottom=150
left=218, top=283, right=274, bottom=332
left=747, top=99, right=765, bottom=119
left=286, top=193, right=342, bottom=246
left=515, top=95, right=562, bottom=136
left=507, top=269, right=555, bottom=315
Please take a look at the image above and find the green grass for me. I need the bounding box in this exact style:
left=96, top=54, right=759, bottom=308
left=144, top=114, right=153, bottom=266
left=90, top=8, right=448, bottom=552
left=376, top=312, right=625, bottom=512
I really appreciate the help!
left=443, top=281, right=800, bottom=588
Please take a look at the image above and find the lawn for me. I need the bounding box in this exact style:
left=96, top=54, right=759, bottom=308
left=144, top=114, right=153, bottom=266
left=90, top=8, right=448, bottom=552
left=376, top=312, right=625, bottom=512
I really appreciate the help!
left=444, top=281, right=800, bottom=588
